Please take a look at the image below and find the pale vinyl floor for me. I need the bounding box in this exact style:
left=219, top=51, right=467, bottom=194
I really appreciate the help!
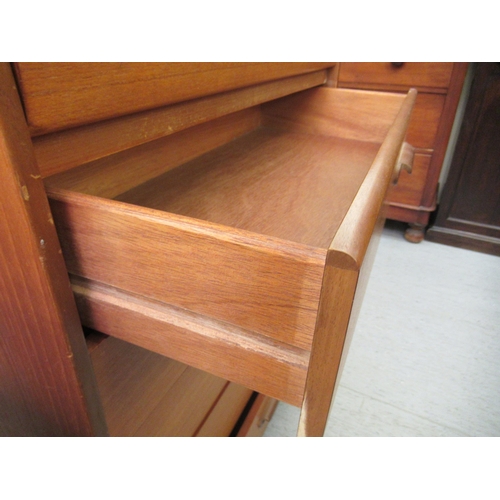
left=264, top=221, right=500, bottom=437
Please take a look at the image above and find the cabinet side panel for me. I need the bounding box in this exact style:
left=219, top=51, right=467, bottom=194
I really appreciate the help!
left=0, top=63, right=107, bottom=436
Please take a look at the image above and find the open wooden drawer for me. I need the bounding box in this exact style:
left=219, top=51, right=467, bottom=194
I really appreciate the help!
left=86, top=330, right=257, bottom=437
left=43, top=82, right=416, bottom=436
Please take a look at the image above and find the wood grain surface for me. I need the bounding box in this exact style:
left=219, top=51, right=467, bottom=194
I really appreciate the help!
left=298, top=266, right=360, bottom=436
left=0, top=63, right=107, bottom=436
left=90, top=335, right=248, bottom=436
left=72, top=276, right=309, bottom=406
left=48, top=188, right=326, bottom=351
left=405, top=93, right=445, bottom=150
left=14, top=62, right=333, bottom=135
left=117, top=127, right=380, bottom=248
left=132, top=368, right=227, bottom=437
left=388, top=153, right=432, bottom=207
left=33, top=70, right=327, bottom=177
left=262, top=87, right=406, bottom=143
left=90, top=336, right=188, bottom=436
left=195, top=383, right=253, bottom=437
left=298, top=89, right=417, bottom=435
left=45, top=108, right=261, bottom=198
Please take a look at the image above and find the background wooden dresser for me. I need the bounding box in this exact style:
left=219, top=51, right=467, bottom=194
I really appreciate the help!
left=426, top=62, right=500, bottom=256
left=337, top=63, right=468, bottom=242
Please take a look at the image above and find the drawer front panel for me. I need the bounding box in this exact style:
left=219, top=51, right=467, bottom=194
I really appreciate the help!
left=387, top=153, right=432, bottom=207
left=406, top=93, right=445, bottom=150
left=73, top=274, right=308, bottom=407
left=14, top=62, right=332, bottom=136
left=49, top=192, right=325, bottom=351
left=338, top=62, right=454, bottom=90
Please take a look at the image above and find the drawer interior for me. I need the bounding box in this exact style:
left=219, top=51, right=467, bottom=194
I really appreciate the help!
left=116, top=125, right=379, bottom=248
left=44, top=85, right=414, bottom=407
left=46, top=87, right=405, bottom=249
left=86, top=331, right=253, bottom=436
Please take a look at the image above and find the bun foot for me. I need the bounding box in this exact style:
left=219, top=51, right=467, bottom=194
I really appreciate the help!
left=404, top=223, right=425, bottom=243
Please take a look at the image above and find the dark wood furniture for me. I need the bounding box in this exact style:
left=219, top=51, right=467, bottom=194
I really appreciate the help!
left=0, top=63, right=415, bottom=436
left=337, top=63, right=468, bottom=242
left=426, top=63, right=500, bottom=256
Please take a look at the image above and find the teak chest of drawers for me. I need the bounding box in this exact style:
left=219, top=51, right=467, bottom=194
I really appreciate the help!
left=0, top=63, right=415, bottom=436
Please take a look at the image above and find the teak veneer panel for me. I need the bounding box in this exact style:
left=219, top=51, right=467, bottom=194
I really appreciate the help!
left=45, top=108, right=261, bottom=199
left=117, top=128, right=380, bottom=248
left=32, top=70, right=328, bottom=178
left=72, top=275, right=309, bottom=406
left=0, top=63, right=107, bottom=437
left=195, top=383, right=253, bottom=437
left=133, top=368, right=228, bottom=437
left=14, top=62, right=333, bottom=135
left=90, top=336, right=187, bottom=436
left=262, top=87, right=406, bottom=143
left=90, top=335, right=244, bottom=436
left=49, top=188, right=326, bottom=352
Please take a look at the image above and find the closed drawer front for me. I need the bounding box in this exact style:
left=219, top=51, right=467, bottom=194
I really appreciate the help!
left=406, top=93, right=445, bottom=150
left=338, top=62, right=454, bottom=90
left=387, top=153, right=432, bottom=207
left=14, top=62, right=333, bottom=135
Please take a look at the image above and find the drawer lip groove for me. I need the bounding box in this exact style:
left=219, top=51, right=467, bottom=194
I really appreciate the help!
left=73, top=275, right=309, bottom=406
left=73, top=274, right=311, bottom=368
